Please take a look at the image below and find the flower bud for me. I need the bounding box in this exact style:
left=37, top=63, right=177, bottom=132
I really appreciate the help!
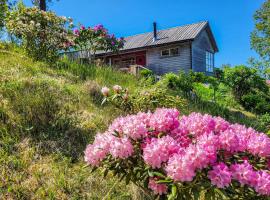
left=101, top=87, right=110, bottom=96
left=113, top=85, right=122, bottom=93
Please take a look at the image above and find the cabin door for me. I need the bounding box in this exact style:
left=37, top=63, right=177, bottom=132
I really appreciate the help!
left=136, top=55, right=146, bottom=66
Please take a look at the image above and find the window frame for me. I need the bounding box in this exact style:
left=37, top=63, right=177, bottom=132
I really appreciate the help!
left=160, top=47, right=180, bottom=58
left=206, top=51, right=214, bottom=72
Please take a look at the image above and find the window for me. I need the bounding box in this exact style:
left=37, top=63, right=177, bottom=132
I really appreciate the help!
left=161, top=48, right=180, bottom=57
left=161, top=49, right=170, bottom=57
left=170, top=48, right=179, bottom=56
left=206, top=51, right=214, bottom=72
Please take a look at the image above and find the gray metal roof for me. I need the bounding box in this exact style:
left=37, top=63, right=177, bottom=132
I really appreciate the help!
left=65, top=21, right=218, bottom=57
left=122, top=21, right=209, bottom=50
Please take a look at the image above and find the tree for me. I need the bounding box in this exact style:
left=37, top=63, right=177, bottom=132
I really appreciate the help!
left=251, top=0, right=270, bottom=61
left=73, top=25, right=125, bottom=62
left=6, top=3, right=74, bottom=62
left=223, top=65, right=270, bottom=114
left=31, top=0, right=58, bottom=11
left=0, top=0, right=8, bottom=31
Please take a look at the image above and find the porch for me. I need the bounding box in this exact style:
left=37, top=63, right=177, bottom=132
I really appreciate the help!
left=103, top=51, right=147, bottom=69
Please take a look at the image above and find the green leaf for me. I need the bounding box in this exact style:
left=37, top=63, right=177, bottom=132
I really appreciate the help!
left=91, top=166, right=98, bottom=172
left=125, top=173, right=131, bottom=185
left=101, top=98, right=107, bottom=105
left=152, top=171, right=166, bottom=179
left=214, top=188, right=228, bottom=200
left=170, top=185, right=177, bottom=200
left=103, top=169, right=109, bottom=178
left=148, top=170, right=154, bottom=177
left=192, top=188, right=201, bottom=200
left=156, top=179, right=173, bottom=184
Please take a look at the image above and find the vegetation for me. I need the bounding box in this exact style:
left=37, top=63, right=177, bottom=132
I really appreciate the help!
left=5, top=3, right=74, bottom=62
left=251, top=0, right=270, bottom=61
left=0, top=0, right=269, bottom=199
left=0, top=0, right=7, bottom=31
left=1, top=44, right=269, bottom=199
left=0, top=44, right=144, bottom=199
left=73, top=24, right=125, bottom=59
left=222, top=65, right=270, bottom=114
left=250, top=0, right=270, bottom=80
left=86, top=108, right=270, bottom=199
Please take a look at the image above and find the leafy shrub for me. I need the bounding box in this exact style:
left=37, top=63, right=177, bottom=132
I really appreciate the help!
left=73, top=24, right=125, bottom=57
left=161, top=72, right=194, bottom=94
left=257, top=113, right=270, bottom=134
left=100, top=85, right=187, bottom=114
left=140, top=69, right=153, bottom=78
left=85, top=108, right=270, bottom=199
left=223, top=65, right=270, bottom=114
left=223, top=66, right=269, bottom=100
left=241, top=92, right=270, bottom=114
left=6, top=3, right=74, bottom=62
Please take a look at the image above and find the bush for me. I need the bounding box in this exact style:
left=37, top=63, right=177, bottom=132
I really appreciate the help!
left=241, top=92, right=270, bottom=114
left=223, top=66, right=269, bottom=100
left=6, top=3, right=74, bottom=62
left=84, top=108, right=270, bottom=199
left=100, top=85, right=187, bottom=114
left=223, top=65, right=270, bottom=114
left=257, top=113, right=270, bottom=134
left=140, top=69, right=153, bottom=78
left=73, top=24, right=125, bottom=57
left=161, top=72, right=194, bottom=94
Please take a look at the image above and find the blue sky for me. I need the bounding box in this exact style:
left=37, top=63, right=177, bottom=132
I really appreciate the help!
left=24, top=0, right=265, bottom=67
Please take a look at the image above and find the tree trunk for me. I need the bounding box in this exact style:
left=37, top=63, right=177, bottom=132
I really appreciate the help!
left=40, top=0, right=46, bottom=11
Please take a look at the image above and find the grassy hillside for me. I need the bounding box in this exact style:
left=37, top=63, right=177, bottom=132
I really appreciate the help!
left=0, top=48, right=149, bottom=200
left=0, top=46, right=268, bottom=199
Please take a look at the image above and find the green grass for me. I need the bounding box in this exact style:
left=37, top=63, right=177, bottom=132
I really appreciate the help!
left=0, top=48, right=147, bottom=200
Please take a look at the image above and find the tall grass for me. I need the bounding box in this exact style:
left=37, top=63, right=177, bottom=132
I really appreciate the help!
left=0, top=48, right=148, bottom=199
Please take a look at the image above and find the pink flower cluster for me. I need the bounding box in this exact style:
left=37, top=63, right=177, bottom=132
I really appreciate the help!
left=148, top=177, right=168, bottom=195
left=84, top=132, right=133, bottom=166
left=143, top=135, right=180, bottom=168
left=84, top=108, right=270, bottom=196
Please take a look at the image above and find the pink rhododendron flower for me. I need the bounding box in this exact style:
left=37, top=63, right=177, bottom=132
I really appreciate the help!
left=122, top=115, right=148, bottom=139
left=84, top=132, right=112, bottom=166
left=208, top=163, right=232, bottom=188
left=179, top=113, right=216, bottom=137
left=166, top=153, right=196, bottom=182
left=109, top=137, right=134, bottom=159
left=84, top=108, right=270, bottom=196
left=213, top=116, right=230, bottom=134
left=143, top=136, right=180, bottom=168
left=230, top=160, right=258, bottom=187
left=73, top=29, right=79, bottom=35
left=255, top=170, right=270, bottom=196
left=247, top=131, right=270, bottom=157
left=149, top=108, right=180, bottom=132
left=148, top=177, right=168, bottom=195
left=219, top=129, right=241, bottom=152
left=170, top=127, right=192, bottom=148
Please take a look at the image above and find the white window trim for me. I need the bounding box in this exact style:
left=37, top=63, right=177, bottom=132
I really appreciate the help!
left=160, top=47, right=180, bottom=57
left=206, top=51, right=214, bottom=72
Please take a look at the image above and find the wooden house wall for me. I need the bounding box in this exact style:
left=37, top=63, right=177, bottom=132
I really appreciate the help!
left=192, top=30, right=215, bottom=73
left=146, top=43, right=191, bottom=75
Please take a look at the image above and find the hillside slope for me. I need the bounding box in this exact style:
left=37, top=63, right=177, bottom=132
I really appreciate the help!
left=0, top=49, right=147, bottom=200
left=0, top=47, right=268, bottom=200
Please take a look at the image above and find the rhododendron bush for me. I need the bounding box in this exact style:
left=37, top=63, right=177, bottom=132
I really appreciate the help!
left=73, top=24, right=125, bottom=57
left=84, top=108, right=270, bottom=199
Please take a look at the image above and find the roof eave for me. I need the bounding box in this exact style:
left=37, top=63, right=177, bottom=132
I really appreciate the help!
left=95, top=39, right=194, bottom=57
